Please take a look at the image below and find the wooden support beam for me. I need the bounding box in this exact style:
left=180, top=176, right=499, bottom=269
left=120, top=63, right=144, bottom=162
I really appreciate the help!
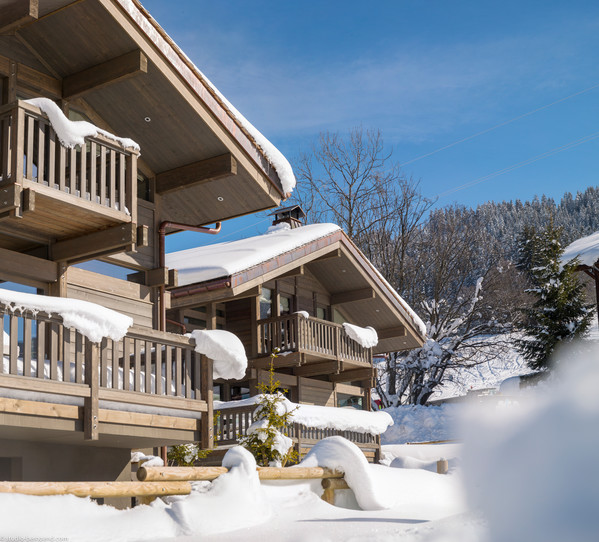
left=136, top=224, right=149, bottom=247
left=311, top=248, right=341, bottom=262
left=0, top=0, right=38, bottom=34
left=293, top=360, right=339, bottom=378
left=62, top=50, right=148, bottom=99
left=0, top=246, right=58, bottom=283
left=251, top=351, right=302, bottom=370
left=330, top=367, right=375, bottom=383
left=377, top=325, right=406, bottom=340
left=0, top=53, right=61, bottom=98
left=279, top=265, right=304, bottom=279
left=51, top=223, right=136, bottom=263
left=128, top=267, right=171, bottom=287
left=0, top=183, right=21, bottom=215
left=84, top=342, right=99, bottom=441
left=200, top=355, right=214, bottom=449
left=156, top=153, right=237, bottom=195
left=331, top=287, right=375, bottom=306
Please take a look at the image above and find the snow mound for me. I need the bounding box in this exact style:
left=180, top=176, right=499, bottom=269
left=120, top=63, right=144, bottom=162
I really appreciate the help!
left=299, top=436, right=392, bottom=510
left=381, top=404, right=461, bottom=444
left=0, top=288, right=133, bottom=343
left=189, top=329, right=247, bottom=380
left=26, top=98, right=139, bottom=151
left=342, top=323, right=378, bottom=348
left=170, top=446, right=270, bottom=536
left=462, top=342, right=599, bottom=542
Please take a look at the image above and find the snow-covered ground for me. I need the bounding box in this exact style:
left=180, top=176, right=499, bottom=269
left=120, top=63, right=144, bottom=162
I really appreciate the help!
left=3, top=340, right=598, bottom=541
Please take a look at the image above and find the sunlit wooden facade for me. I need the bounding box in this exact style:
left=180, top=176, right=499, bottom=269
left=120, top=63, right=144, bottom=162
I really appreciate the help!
left=0, top=0, right=286, bottom=490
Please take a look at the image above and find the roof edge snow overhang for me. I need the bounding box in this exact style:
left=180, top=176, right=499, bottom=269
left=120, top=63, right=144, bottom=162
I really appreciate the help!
left=113, top=0, right=286, bottom=198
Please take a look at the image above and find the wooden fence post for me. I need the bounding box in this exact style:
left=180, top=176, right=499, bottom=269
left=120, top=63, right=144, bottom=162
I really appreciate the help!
left=84, top=341, right=99, bottom=440
left=200, top=355, right=214, bottom=449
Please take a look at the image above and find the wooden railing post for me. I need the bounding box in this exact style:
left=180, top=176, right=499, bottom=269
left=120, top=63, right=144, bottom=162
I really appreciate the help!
left=9, top=104, right=24, bottom=185
left=200, top=355, right=214, bottom=449
left=84, top=341, right=99, bottom=440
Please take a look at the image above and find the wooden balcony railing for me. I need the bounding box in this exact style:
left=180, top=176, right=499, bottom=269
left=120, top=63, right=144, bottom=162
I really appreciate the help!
left=1, top=300, right=211, bottom=441
left=0, top=100, right=137, bottom=220
left=215, top=404, right=380, bottom=460
left=257, top=314, right=372, bottom=365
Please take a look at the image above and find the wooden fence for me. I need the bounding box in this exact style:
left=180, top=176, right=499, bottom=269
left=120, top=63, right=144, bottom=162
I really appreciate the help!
left=0, top=466, right=349, bottom=505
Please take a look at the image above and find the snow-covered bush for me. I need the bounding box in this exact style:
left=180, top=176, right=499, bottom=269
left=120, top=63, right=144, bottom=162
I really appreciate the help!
left=240, top=351, right=298, bottom=467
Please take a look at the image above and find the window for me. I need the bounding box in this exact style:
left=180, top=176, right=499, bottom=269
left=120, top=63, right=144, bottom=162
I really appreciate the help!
left=279, top=295, right=291, bottom=315
left=230, top=383, right=250, bottom=401
left=260, top=288, right=272, bottom=319
left=316, top=306, right=327, bottom=320
left=137, top=171, right=152, bottom=202
left=337, top=394, right=363, bottom=410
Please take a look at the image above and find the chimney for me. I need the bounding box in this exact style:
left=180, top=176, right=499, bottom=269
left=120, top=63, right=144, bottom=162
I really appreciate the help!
left=270, top=205, right=306, bottom=229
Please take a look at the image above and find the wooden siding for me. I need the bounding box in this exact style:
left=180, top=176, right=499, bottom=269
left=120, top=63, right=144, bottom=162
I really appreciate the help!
left=66, top=267, right=153, bottom=328
left=299, top=382, right=335, bottom=407
left=224, top=298, right=252, bottom=357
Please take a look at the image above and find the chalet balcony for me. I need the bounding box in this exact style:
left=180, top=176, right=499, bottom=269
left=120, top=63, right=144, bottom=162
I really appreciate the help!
left=257, top=314, right=373, bottom=369
left=1, top=300, right=212, bottom=448
left=0, top=100, right=138, bottom=258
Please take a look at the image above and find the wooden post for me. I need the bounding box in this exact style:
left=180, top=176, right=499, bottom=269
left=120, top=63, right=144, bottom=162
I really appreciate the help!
left=84, top=341, right=99, bottom=440
left=250, top=295, right=259, bottom=357
left=321, top=478, right=350, bottom=504
left=10, top=103, right=24, bottom=185
left=200, top=355, right=214, bottom=449
left=437, top=459, right=449, bottom=475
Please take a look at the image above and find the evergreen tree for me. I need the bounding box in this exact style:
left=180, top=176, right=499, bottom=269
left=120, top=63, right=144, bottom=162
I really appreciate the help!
left=516, top=223, right=594, bottom=370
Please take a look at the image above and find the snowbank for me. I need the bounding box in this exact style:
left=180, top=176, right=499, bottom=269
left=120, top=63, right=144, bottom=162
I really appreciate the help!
left=300, top=436, right=391, bottom=510
left=189, top=329, right=247, bottom=380
left=26, top=97, right=139, bottom=151
left=342, top=322, right=378, bottom=348
left=216, top=395, right=394, bottom=435
left=381, top=404, right=461, bottom=444
left=0, top=288, right=133, bottom=343
left=461, top=342, right=599, bottom=542
left=167, top=223, right=340, bottom=287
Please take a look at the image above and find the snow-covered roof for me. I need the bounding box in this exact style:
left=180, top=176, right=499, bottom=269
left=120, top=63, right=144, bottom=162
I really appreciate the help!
left=167, top=223, right=341, bottom=287
left=0, top=289, right=132, bottom=343
left=561, top=231, right=599, bottom=268
left=216, top=395, right=393, bottom=436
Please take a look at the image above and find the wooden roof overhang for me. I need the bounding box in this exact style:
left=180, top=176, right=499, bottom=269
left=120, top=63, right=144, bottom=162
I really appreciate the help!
left=0, top=0, right=285, bottom=225
left=168, top=231, right=426, bottom=354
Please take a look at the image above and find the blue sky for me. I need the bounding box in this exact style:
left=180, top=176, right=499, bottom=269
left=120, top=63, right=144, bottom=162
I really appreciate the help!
left=141, top=0, right=599, bottom=251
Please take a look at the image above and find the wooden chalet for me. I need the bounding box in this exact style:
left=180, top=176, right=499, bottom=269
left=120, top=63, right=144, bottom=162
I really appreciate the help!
left=0, top=0, right=289, bottom=495
left=165, top=211, right=426, bottom=461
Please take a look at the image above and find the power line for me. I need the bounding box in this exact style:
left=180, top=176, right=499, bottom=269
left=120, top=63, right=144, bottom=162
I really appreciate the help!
left=436, top=131, right=599, bottom=198
left=400, top=82, right=599, bottom=168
